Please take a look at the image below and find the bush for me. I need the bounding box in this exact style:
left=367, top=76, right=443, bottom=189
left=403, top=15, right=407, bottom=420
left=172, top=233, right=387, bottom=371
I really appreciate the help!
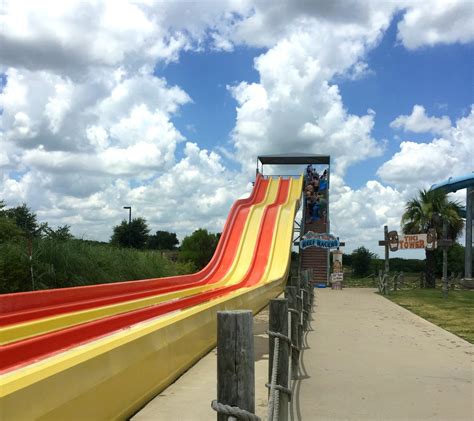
left=0, top=238, right=194, bottom=293
left=0, top=239, right=30, bottom=293
left=351, top=246, right=377, bottom=277
left=178, top=229, right=220, bottom=270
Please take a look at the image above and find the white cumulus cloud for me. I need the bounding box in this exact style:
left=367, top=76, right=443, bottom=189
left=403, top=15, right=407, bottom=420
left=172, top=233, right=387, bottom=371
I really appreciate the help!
left=390, top=105, right=452, bottom=135
left=0, top=0, right=472, bottom=251
left=397, top=0, right=474, bottom=50
left=379, top=107, right=474, bottom=191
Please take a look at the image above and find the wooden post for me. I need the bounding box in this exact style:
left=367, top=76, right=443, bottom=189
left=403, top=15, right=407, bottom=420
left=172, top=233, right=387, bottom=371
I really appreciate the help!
left=302, top=285, right=309, bottom=330
left=285, top=286, right=299, bottom=379
left=384, top=225, right=390, bottom=276
left=269, top=299, right=289, bottom=421
left=217, top=311, right=255, bottom=421
left=296, top=275, right=304, bottom=354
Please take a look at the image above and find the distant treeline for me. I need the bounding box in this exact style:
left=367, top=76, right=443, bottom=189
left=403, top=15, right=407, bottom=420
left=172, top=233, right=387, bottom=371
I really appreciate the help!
left=0, top=200, right=219, bottom=293
left=343, top=241, right=467, bottom=277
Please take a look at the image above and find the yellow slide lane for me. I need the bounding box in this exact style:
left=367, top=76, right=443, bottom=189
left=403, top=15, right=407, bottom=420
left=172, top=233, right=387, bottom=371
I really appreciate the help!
left=0, top=176, right=303, bottom=420
left=1, top=178, right=279, bottom=345
left=243, top=175, right=302, bottom=290
left=264, top=175, right=303, bottom=283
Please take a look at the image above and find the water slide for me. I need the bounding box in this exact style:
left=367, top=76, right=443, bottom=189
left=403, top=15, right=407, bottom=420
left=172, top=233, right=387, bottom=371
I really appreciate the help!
left=431, top=173, right=473, bottom=281
left=430, top=173, right=474, bottom=193
left=0, top=175, right=303, bottom=420
left=430, top=173, right=474, bottom=218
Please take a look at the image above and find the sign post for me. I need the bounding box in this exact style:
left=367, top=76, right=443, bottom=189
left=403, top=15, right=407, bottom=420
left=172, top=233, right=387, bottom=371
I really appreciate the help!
left=384, top=226, right=389, bottom=275
left=379, top=227, right=439, bottom=292
left=331, top=250, right=344, bottom=290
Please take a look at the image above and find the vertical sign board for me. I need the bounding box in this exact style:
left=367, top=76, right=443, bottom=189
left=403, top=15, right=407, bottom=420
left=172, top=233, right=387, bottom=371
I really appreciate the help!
left=330, top=249, right=343, bottom=287
left=332, top=250, right=343, bottom=273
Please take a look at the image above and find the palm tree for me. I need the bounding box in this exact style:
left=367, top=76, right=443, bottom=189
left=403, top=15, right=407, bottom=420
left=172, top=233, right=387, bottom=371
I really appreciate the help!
left=401, top=189, right=464, bottom=288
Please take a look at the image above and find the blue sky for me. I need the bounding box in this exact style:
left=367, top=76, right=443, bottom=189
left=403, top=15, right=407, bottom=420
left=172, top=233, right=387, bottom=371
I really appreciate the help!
left=156, top=13, right=473, bottom=189
left=156, top=47, right=263, bottom=164
left=340, top=14, right=474, bottom=189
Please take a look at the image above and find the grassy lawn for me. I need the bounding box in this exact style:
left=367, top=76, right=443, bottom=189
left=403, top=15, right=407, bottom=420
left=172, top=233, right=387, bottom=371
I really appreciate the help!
left=386, top=289, right=474, bottom=343
left=342, top=272, right=422, bottom=288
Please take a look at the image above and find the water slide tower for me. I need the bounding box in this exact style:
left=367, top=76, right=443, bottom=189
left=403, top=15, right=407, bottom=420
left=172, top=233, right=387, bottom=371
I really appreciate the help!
left=257, top=154, right=331, bottom=284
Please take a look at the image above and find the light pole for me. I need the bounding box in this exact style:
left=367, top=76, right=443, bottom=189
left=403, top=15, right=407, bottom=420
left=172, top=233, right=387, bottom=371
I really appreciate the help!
left=123, top=206, right=132, bottom=248
left=123, top=206, right=131, bottom=224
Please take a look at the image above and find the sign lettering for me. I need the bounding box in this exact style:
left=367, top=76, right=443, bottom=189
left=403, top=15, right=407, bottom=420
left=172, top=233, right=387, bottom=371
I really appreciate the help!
left=399, top=234, right=428, bottom=250
left=300, top=232, right=339, bottom=250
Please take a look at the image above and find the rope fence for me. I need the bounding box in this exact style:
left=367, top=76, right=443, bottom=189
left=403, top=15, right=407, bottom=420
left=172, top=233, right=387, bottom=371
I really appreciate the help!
left=212, top=269, right=315, bottom=420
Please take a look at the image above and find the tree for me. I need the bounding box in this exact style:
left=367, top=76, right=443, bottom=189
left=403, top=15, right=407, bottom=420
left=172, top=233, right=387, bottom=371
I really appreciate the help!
left=435, top=242, right=465, bottom=276
left=401, top=189, right=464, bottom=288
left=111, top=217, right=150, bottom=249
left=351, top=246, right=376, bottom=277
left=3, top=203, right=45, bottom=237
left=147, top=230, right=179, bottom=250
left=44, top=225, right=74, bottom=241
left=0, top=215, right=25, bottom=242
left=178, top=229, right=219, bottom=270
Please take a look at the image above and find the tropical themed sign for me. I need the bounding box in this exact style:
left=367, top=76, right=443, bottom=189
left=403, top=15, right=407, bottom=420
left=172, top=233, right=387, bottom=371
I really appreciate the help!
left=388, top=229, right=437, bottom=251
left=332, top=250, right=343, bottom=273
left=331, top=272, right=343, bottom=282
left=330, top=250, right=344, bottom=284
left=300, top=231, right=339, bottom=249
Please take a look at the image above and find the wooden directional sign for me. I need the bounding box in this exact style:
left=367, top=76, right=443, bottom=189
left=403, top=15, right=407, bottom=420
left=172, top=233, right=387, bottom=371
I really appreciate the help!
left=379, top=230, right=438, bottom=250
left=438, top=239, right=453, bottom=248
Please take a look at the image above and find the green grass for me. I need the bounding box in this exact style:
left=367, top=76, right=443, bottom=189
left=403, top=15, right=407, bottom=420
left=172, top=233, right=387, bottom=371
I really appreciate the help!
left=386, top=289, right=474, bottom=343
left=343, top=271, right=424, bottom=289
left=342, top=273, right=376, bottom=287
left=0, top=238, right=194, bottom=293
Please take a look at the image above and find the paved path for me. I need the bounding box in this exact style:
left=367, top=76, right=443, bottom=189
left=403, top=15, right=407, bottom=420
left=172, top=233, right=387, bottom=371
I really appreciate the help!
left=132, top=307, right=272, bottom=420
left=296, top=288, right=473, bottom=420
left=133, top=288, right=473, bottom=420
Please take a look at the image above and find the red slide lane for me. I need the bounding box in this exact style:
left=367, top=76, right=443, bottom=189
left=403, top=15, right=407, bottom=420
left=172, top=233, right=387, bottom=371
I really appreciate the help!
left=0, top=177, right=268, bottom=326
left=0, top=179, right=290, bottom=374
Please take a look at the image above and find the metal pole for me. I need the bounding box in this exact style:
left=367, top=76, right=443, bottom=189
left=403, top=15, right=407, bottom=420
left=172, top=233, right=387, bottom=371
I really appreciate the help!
left=384, top=225, right=390, bottom=275
left=216, top=310, right=255, bottom=421
left=123, top=206, right=131, bottom=224
left=465, top=187, right=473, bottom=280
left=442, top=221, right=449, bottom=298
left=326, top=163, right=331, bottom=285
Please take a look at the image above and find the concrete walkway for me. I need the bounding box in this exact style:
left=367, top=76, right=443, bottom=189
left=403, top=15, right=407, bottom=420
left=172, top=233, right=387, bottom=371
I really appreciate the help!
left=296, top=288, right=473, bottom=420
left=132, top=307, right=272, bottom=420
left=133, top=288, right=473, bottom=420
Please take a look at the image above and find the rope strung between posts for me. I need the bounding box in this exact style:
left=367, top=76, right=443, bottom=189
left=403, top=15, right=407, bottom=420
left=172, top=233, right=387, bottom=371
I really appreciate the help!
left=273, top=380, right=280, bottom=421
left=267, top=330, right=292, bottom=344
left=266, top=329, right=294, bottom=420
left=267, top=336, right=280, bottom=421
left=288, top=309, right=301, bottom=353
left=211, top=400, right=261, bottom=421
left=265, top=383, right=292, bottom=396
left=287, top=310, right=292, bottom=393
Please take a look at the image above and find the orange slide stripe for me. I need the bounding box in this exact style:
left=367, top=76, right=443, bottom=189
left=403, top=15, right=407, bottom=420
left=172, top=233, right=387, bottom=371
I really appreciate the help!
left=0, top=177, right=269, bottom=325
